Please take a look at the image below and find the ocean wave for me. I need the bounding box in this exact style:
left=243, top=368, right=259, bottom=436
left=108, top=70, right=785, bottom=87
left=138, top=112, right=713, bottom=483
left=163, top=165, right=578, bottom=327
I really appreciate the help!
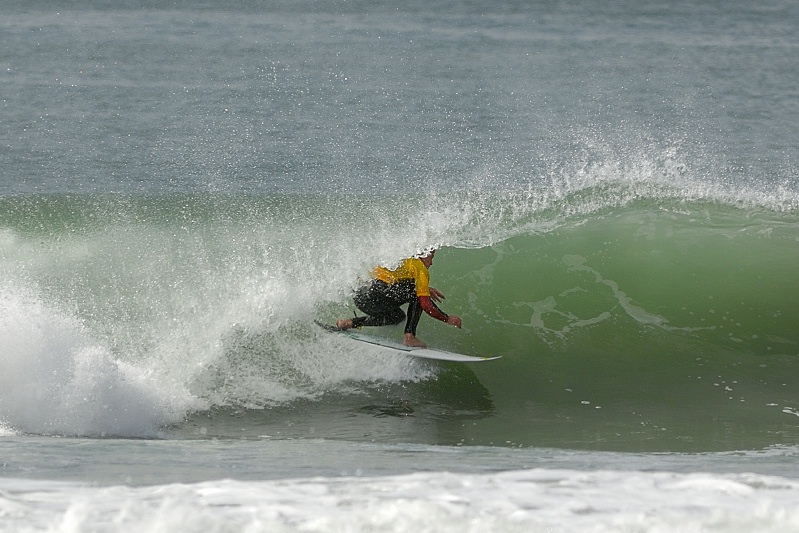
left=1, top=191, right=797, bottom=443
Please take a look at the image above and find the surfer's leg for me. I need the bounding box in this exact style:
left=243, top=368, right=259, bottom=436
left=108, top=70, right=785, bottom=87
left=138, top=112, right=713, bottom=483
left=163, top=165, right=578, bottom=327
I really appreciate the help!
left=354, top=307, right=405, bottom=328
left=335, top=313, right=402, bottom=330
left=402, top=298, right=426, bottom=347
left=404, top=298, right=422, bottom=336
left=341, top=280, right=406, bottom=328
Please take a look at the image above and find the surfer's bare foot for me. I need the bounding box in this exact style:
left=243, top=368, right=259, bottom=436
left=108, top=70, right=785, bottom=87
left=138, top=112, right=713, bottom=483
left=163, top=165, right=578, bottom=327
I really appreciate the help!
left=336, top=319, right=353, bottom=330
left=403, top=333, right=426, bottom=348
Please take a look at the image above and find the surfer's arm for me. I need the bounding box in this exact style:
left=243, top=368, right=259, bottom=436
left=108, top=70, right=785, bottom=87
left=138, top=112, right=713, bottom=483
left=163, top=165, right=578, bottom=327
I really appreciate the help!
left=419, top=296, right=463, bottom=328
left=429, top=287, right=445, bottom=303
left=418, top=295, right=449, bottom=322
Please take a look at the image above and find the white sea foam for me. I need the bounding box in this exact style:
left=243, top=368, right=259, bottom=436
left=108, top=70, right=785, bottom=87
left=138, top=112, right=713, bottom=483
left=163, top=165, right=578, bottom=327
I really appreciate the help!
left=2, top=468, right=799, bottom=533
left=0, top=282, right=198, bottom=437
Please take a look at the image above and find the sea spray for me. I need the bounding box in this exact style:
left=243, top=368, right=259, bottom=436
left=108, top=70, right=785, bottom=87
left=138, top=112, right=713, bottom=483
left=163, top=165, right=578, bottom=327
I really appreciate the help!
left=0, top=281, right=198, bottom=436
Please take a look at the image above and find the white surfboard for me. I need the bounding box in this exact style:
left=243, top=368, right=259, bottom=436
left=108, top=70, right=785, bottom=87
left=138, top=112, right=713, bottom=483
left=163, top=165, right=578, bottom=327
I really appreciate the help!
left=315, top=321, right=501, bottom=363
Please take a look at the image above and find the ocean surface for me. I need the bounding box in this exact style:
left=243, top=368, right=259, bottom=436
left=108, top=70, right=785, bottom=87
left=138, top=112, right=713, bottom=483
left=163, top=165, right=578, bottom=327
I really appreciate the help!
left=2, top=0, right=799, bottom=531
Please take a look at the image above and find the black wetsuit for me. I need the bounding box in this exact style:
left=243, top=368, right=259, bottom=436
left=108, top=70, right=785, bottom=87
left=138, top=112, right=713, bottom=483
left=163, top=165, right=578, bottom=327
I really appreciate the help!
left=351, top=279, right=426, bottom=335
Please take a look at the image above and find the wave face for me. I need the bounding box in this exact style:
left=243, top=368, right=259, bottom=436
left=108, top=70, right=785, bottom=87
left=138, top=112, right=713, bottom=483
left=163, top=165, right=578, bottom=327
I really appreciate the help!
left=1, top=184, right=797, bottom=450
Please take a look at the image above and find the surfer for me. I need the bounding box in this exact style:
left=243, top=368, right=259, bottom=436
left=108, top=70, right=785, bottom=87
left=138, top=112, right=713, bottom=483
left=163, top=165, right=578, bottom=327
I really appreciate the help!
left=335, top=249, right=462, bottom=347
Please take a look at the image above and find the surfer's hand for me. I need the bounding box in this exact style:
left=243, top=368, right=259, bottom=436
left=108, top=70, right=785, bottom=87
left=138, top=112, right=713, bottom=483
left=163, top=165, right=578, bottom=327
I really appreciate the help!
left=429, top=287, right=445, bottom=302
left=446, top=315, right=462, bottom=328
